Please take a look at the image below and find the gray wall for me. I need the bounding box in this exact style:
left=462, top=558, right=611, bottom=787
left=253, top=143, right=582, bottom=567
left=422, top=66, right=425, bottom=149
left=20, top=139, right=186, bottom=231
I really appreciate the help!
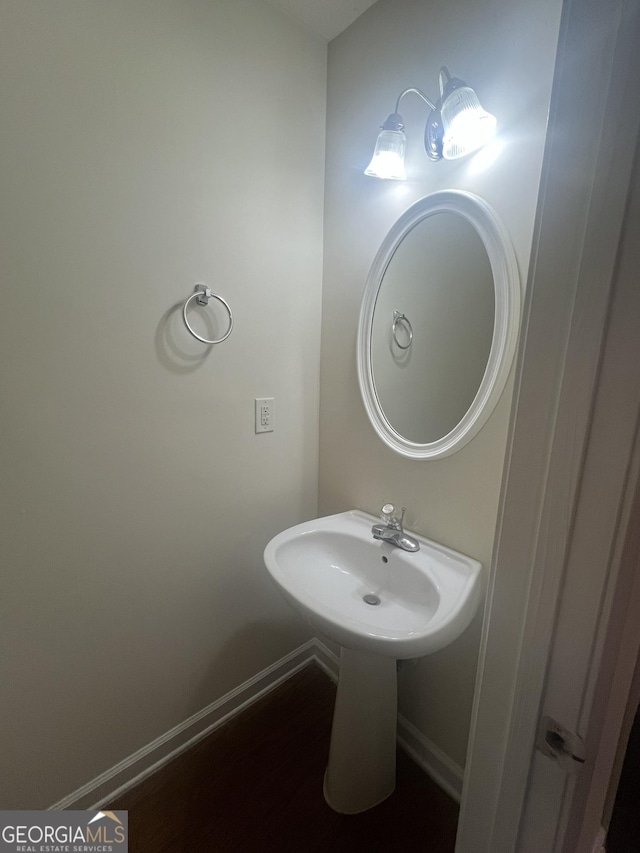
left=0, top=0, right=326, bottom=808
left=320, top=0, right=562, bottom=767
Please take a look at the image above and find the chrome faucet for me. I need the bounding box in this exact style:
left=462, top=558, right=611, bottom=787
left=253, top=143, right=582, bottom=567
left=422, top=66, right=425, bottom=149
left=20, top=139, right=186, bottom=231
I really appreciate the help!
left=371, top=504, right=420, bottom=552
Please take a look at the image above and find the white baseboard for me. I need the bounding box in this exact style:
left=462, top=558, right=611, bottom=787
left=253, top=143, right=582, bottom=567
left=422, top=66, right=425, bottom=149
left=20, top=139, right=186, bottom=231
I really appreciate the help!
left=49, top=637, right=462, bottom=810
left=49, top=638, right=328, bottom=810
left=396, top=715, right=464, bottom=802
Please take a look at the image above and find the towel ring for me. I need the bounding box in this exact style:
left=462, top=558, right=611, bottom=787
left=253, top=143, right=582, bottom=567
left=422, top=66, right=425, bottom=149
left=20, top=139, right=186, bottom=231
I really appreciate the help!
left=392, top=310, right=413, bottom=349
left=183, top=284, right=234, bottom=345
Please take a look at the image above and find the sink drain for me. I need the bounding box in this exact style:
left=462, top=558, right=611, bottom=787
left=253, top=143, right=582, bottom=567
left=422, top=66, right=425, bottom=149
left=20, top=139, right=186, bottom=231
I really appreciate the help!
left=363, top=594, right=381, bottom=606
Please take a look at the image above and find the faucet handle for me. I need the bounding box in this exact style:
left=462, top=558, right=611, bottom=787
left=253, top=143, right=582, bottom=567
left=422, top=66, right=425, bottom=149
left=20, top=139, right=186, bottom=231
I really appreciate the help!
left=381, top=503, right=395, bottom=520
left=380, top=503, right=405, bottom=528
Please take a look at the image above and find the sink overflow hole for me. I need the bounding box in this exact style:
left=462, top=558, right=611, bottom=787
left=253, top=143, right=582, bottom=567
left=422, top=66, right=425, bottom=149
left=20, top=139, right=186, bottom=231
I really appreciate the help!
left=363, top=594, right=381, bottom=606
left=381, top=556, right=388, bottom=563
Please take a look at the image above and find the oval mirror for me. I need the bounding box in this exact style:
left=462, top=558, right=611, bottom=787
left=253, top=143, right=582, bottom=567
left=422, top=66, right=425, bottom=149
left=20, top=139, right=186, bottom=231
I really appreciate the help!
left=357, top=190, right=521, bottom=459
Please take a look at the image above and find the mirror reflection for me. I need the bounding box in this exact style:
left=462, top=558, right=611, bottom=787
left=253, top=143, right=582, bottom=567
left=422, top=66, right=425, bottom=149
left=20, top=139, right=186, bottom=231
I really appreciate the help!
left=371, top=212, right=495, bottom=444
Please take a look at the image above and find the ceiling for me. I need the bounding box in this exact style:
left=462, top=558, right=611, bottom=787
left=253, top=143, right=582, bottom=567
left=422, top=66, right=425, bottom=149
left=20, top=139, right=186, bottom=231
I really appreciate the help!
left=266, top=0, right=379, bottom=41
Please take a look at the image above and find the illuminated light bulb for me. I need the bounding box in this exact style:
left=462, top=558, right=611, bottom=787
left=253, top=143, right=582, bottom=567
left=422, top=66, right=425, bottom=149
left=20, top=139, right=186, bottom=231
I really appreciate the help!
left=364, top=114, right=407, bottom=180
left=441, top=86, right=496, bottom=160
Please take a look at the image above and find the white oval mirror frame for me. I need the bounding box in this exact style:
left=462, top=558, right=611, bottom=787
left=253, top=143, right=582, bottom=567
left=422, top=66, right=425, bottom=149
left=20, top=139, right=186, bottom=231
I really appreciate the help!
left=357, top=190, right=521, bottom=459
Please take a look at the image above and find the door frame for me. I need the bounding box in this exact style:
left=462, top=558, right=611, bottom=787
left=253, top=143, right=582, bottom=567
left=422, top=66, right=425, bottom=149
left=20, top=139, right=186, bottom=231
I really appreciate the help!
left=565, top=435, right=640, bottom=851
left=456, top=0, right=640, bottom=850
left=517, top=133, right=640, bottom=853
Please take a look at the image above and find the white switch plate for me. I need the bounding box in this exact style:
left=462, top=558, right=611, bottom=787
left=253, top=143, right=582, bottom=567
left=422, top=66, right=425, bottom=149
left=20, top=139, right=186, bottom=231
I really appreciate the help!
left=255, top=397, right=274, bottom=433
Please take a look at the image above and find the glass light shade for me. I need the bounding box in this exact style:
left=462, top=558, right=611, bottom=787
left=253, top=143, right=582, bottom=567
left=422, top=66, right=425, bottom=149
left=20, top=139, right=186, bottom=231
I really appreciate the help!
left=441, top=86, right=496, bottom=160
left=364, top=129, right=407, bottom=180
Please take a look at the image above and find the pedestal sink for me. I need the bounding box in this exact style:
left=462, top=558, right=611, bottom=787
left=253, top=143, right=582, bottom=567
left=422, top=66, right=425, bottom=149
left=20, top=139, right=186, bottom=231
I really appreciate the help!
left=263, top=509, right=483, bottom=813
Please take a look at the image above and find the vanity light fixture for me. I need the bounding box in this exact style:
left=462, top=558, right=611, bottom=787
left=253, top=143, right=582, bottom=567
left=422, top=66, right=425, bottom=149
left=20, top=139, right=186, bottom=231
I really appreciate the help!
left=364, top=67, right=496, bottom=180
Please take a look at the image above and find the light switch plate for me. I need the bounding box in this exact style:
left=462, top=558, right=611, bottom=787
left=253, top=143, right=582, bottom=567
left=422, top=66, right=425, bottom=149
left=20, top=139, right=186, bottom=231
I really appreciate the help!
left=255, top=397, right=274, bottom=433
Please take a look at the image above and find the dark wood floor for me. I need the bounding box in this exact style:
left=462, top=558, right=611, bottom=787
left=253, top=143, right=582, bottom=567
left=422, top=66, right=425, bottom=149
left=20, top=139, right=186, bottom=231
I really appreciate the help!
left=111, top=664, right=459, bottom=852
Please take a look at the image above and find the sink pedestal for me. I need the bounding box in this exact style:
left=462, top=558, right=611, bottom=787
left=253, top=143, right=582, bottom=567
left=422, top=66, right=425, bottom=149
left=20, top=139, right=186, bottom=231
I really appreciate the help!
left=323, top=648, right=397, bottom=814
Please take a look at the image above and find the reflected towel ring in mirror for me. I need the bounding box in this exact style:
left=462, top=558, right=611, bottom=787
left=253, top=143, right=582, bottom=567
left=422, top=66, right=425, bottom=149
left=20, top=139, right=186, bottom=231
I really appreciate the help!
left=392, top=311, right=413, bottom=349
left=182, top=284, right=234, bottom=345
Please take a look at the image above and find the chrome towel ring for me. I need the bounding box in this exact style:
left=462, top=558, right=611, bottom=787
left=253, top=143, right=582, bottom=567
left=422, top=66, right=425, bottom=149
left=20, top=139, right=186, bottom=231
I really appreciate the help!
left=392, top=310, right=413, bottom=349
left=183, top=284, right=233, bottom=345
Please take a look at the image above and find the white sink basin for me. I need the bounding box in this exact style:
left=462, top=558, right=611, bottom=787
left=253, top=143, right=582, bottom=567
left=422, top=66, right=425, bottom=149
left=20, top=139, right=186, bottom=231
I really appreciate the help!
left=264, top=509, right=483, bottom=659
left=263, top=508, right=483, bottom=814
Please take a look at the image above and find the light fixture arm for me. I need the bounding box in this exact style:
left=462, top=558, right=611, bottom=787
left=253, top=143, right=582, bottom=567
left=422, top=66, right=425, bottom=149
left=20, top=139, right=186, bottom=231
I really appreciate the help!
left=438, top=66, right=453, bottom=96
left=393, top=87, right=437, bottom=114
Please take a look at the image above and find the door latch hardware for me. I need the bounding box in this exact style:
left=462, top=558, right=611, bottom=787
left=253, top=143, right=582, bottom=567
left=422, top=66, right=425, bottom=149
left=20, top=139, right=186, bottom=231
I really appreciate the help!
left=537, top=715, right=586, bottom=772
